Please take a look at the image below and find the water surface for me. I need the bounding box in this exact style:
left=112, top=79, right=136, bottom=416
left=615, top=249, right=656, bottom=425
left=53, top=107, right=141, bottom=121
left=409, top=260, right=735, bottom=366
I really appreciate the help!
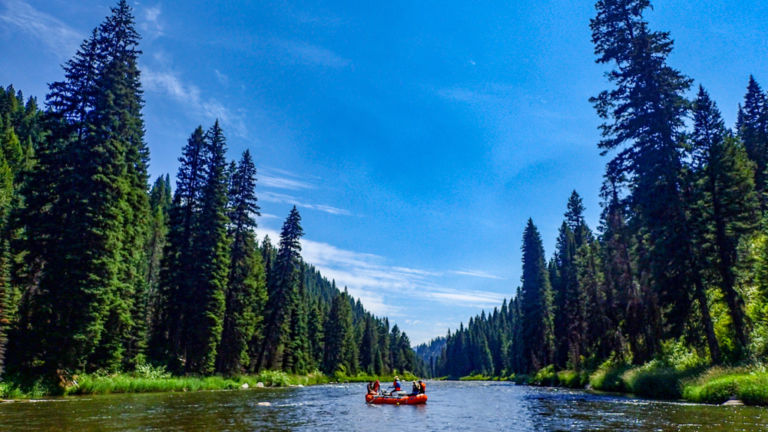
left=1, top=381, right=766, bottom=431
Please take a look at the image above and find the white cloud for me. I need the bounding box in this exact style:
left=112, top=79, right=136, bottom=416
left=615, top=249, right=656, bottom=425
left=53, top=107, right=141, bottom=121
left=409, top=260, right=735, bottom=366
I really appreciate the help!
left=418, top=288, right=506, bottom=308
left=255, top=226, right=506, bottom=316
left=450, top=269, right=504, bottom=280
left=260, top=191, right=351, bottom=216
left=142, top=65, right=248, bottom=138
left=259, top=171, right=315, bottom=191
left=214, top=69, right=229, bottom=86
left=139, top=4, right=163, bottom=39
left=277, top=39, right=350, bottom=68
left=0, top=0, right=82, bottom=57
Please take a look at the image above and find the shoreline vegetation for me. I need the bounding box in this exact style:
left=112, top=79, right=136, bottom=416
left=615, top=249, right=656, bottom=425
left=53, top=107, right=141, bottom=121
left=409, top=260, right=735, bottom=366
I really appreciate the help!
left=0, top=366, right=419, bottom=399
left=451, top=362, right=768, bottom=406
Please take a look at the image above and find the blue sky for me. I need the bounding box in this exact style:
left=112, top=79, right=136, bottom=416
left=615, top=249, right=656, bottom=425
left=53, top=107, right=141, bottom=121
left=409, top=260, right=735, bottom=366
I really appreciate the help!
left=2, top=0, right=767, bottom=345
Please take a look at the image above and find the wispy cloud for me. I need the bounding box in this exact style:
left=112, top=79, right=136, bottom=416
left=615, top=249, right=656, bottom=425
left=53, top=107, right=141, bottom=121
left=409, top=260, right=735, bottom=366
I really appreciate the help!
left=419, top=288, right=506, bottom=307
left=450, top=269, right=504, bottom=280
left=260, top=191, right=351, bottom=216
left=0, top=0, right=82, bottom=57
left=256, top=226, right=505, bottom=312
left=277, top=39, right=351, bottom=68
left=214, top=69, right=229, bottom=86
left=139, top=4, right=163, bottom=40
left=142, top=65, right=248, bottom=138
left=259, top=169, right=316, bottom=191
left=253, top=225, right=508, bottom=343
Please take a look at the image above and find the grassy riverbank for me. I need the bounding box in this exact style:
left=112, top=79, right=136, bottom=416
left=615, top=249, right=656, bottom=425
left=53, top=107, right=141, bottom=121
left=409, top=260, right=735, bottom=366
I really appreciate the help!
left=0, top=366, right=421, bottom=399
left=492, top=361, right=768, bottom=406
left=456, top=362, right=768, bottom=406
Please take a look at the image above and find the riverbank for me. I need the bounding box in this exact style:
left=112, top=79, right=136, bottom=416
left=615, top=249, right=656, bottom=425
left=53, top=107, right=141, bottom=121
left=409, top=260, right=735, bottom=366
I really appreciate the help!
left=0, top=367, right=420, bottom=399
left=457, top=362, right=768, bottom=406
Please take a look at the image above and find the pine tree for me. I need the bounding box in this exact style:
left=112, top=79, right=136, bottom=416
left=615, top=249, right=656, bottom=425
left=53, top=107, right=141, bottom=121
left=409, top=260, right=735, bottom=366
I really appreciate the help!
left=185, top=121, right=230, bottom=374
left=359, top=315, right=378, bottom=373
left=519, top=219, right=555, bottom=372
left=0, top=85, right=42, bottom=375
left=691, top=87, right=760, bottom=360
left=150, top=127, right=207, bottom=370
left=322, top=291, right=354, bottom=374
left=146, top=175, right=171, bottom=327
left=736, top=76, right=768, bottom=204
left=13, top=0, right=150, bottom=374
left=257, top=206, right=303, bottom=371
left=217, top=150, right=266, bottom=374
left=283, top=277, right=310, bottom=374
left=591, top=0, right=696, bottom=341
left=307, top=300, right=325, bottom=371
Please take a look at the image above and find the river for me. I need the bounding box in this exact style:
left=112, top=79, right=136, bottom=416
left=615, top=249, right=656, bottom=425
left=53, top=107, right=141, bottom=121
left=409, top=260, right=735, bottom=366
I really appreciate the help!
left=0, top=381, right=766, bottom=431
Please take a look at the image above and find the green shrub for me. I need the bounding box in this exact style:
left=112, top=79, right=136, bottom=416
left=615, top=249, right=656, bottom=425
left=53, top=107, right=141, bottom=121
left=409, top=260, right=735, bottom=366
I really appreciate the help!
left=459, top=373, right=491, bottom=381
left=529, top=365, right=558, bottom=386
left=621, top=361, right=683, bottom=399
left=557, top=370, right=588, bottom=388
left=589, top=362, right=631, bottom=392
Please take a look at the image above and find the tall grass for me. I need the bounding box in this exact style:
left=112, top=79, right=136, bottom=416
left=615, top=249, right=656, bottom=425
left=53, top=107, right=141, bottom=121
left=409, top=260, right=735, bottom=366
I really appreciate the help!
left=1, top=367, right=430, bottom=399
left=66, top=370, right=334, bottom=396
left=682, top=367, right=768, bottom=405
left=527, top=365, right=588, bottom=388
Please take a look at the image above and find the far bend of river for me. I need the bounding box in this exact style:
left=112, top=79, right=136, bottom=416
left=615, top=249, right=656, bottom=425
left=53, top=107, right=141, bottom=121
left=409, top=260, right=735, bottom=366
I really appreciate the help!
left=1, top=381, right=767, bottom=431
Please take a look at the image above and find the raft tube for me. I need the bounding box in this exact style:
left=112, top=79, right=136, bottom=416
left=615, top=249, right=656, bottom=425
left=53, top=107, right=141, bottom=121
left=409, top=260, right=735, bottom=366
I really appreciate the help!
left=365, top=393, right=427, bottom=405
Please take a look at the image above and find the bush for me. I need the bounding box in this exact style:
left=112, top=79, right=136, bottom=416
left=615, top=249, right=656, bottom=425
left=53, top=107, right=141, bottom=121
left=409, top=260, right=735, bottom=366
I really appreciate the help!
left=589, top=362, right=631, bottom=392
left=529, top=365, right=558, bottom=386
left=557, top=370, right=588, bottom=388
left=458, top=373, right=491, bottom=381
left=621, top=361, right=684, bottom=399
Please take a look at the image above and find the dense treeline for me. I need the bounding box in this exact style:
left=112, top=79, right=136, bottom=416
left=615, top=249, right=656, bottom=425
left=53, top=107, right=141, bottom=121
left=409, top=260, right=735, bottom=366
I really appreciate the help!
left=434, top=0, right=768, bottom=378
left=0, top=1, right=422, bottom=383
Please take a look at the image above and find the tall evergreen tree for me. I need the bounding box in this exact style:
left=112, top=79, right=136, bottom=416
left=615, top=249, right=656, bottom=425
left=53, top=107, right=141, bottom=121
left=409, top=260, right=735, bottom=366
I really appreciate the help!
left=150, top=127, right=207, bottom=370
left=283, top=277, right=310, bottom=374
left=145, top=175, right=171, bottom=328
left=591, top=0, right=697, bottom=341
left=185, top=121, right=230, bottom=374
left=691, top=87, right=760, bottom=359
left=736, top=76, right=768, bottom=204
left=13, top=0, right=150, bottom=374
left=322, top=290, right=355, bottom=374
left=217, top=150, right=266, bottom=374
left=257, top=206, right=303, bottom=370
left=519, top=219, right=555, bottom=372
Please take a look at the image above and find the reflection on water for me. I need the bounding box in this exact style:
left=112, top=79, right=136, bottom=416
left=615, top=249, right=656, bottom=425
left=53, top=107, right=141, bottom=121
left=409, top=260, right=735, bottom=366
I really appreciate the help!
left=0, top=381, right=766, bottom=431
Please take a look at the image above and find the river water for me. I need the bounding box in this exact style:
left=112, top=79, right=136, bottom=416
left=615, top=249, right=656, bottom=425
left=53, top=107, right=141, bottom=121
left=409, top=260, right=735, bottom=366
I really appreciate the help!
left=0, top=381, right=767, bottom=431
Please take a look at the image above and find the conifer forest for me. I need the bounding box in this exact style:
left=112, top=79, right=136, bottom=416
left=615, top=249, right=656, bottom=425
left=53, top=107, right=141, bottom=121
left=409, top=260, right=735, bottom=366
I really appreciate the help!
left=0, top=1, right=421, bottom=383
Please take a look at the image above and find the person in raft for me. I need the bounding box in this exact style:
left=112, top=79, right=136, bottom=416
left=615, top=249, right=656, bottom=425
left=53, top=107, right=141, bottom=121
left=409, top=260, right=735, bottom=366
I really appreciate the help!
left=418, top=380, right=426, bottom=394
left=410, top=381, right=420, bottom=395
left=367, top=380, right=381, bottom=395
left=392, top=376, right=402, bottom=394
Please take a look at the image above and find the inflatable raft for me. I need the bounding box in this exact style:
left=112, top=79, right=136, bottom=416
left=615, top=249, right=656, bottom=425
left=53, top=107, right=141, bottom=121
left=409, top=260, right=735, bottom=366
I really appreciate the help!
left=365, top=393, right=427, bottom=405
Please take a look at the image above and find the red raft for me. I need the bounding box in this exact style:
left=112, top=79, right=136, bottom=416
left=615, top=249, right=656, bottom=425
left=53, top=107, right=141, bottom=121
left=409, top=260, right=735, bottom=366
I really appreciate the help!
left=365, top=393, right=427, bottom=405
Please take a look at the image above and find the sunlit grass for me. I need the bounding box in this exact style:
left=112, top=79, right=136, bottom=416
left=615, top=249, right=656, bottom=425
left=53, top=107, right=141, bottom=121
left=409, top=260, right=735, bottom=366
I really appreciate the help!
left=682, top=367, right=768, bottom=405
left=0, top=367, right=429, bottom=398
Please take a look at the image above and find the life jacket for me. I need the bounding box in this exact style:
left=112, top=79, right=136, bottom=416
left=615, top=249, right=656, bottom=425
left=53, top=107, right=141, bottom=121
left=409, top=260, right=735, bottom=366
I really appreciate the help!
left=420, top=382, right=426, bottom=393
left=373, top=380, right=380, bottom=392
left=393, top=380, right=401, bottom=390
